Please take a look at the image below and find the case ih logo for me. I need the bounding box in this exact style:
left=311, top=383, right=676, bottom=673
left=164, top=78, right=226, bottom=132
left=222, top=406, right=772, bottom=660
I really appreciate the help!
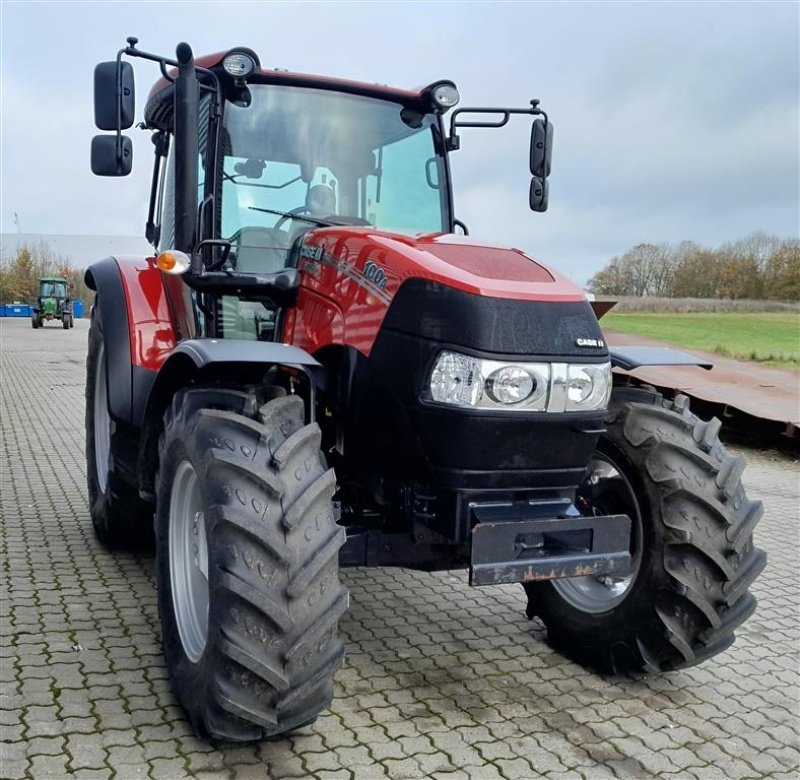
left=363, top=260, right=388, bottom=290
left=300, top=244, right=324, bottom=262
left=576, top=337, right=605, bottom=348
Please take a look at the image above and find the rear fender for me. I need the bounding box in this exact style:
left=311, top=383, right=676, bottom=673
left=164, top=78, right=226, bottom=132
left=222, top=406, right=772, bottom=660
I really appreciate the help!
left=136, top=339, right=321, bottom=500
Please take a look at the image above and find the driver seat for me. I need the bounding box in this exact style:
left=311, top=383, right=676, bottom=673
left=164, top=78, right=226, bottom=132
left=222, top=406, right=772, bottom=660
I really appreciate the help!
left=224, top=226, right=289, bottom=341
left=234, top=227, right=290, bottom=274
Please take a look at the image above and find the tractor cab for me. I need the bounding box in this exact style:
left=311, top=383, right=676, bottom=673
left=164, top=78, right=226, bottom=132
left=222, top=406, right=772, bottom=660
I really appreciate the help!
left=40, top=278, right=68, bottom=299
left=91, top=41, right=552, bottom=342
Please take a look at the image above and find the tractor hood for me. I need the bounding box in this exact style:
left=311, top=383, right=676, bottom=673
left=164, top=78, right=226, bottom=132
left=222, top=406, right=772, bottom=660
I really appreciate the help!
left=298, top=228, right=585, bottom=304
left=286, top=227, right=596, bottom=357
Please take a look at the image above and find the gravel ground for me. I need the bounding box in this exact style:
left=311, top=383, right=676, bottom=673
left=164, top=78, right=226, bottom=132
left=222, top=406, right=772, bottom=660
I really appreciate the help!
left=1, top=316, right=798, bottom=780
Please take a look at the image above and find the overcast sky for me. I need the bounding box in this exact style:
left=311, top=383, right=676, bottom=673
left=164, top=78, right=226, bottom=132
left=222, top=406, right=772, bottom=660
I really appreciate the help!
left=1, top=1, right=797, bottom=285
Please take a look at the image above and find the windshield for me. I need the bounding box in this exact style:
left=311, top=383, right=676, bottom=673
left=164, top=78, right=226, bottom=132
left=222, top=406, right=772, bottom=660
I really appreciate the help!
left=40, top=282, right=67, bottom=297
left=219, top=85, right=449, bottom=267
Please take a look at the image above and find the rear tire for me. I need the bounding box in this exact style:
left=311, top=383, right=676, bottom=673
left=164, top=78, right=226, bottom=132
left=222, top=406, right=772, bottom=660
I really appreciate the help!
left=156, top=388, right=347, bottom=741
left=524, top=392, right=766, bottom=674
left=85, top=299, right=153, bottom=548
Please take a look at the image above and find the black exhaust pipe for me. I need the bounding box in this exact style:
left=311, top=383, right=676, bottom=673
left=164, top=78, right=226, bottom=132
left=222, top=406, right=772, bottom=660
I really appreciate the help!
left=173, top=42, right=198, bottom=254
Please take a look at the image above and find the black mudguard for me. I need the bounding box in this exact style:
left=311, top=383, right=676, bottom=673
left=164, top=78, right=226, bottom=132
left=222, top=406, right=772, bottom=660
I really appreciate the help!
left=609, top=345, right=713, bottom=371
left=136, top=337, right=321, bottom=500
left=85, top=258, right=134, bottom=423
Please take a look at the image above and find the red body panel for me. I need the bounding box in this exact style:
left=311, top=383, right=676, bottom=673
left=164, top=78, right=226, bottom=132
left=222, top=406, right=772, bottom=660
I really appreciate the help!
left=114, top=256, right=177, bottom=371
left=113, top=232, right=585, bottom=367
left=283, top=229, right=585, bottom=356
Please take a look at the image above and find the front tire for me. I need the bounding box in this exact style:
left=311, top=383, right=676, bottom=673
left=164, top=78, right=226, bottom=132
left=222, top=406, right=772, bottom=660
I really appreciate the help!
left=525, top=392, right=766, bottom=674
left=156, top=388, right=347, bottom=741
left=85, top=300, right=152, bottom=547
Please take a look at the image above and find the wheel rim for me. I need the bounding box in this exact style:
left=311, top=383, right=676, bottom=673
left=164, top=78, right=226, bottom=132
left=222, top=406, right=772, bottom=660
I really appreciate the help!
left=552, top=453, right=643, bottom=614
left=169, top=461, right=209, bottom=663
left=93, top=342, right=111, bottom=494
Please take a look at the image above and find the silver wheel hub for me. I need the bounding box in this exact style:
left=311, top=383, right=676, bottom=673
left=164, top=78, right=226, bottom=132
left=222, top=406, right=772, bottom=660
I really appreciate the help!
left=93, top=341, right=111, bottom=494
left=169, top=461, right=209, bottom=663
left=552, top=455, right=642, bottom=614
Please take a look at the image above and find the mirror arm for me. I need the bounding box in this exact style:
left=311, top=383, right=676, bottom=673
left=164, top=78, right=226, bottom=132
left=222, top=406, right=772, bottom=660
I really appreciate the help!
left=446, top=102, right=546, bottom=152
left=159, top=60, right=176, bottom=83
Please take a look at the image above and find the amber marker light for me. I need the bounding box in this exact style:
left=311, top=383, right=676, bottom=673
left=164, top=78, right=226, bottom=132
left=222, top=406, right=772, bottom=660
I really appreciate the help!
left=156, top=250, right=190, bottom=274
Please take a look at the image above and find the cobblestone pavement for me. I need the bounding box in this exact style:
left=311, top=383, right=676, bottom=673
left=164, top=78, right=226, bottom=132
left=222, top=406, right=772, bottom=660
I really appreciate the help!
left=1, top=316, right=798, bottom=780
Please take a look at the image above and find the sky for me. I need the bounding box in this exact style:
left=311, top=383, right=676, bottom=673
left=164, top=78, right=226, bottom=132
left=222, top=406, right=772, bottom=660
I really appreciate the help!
left=0, top=1, right=798, bottom=286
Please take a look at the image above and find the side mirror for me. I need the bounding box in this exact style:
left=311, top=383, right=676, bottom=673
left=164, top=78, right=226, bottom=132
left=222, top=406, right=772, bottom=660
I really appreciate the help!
left=94, top=61, right=135, bottom=130
left=530, top=117, right=553, bottom=179
left=91, top=135, right=133, bottom=176
left=529, top=177, right=549, bottom=212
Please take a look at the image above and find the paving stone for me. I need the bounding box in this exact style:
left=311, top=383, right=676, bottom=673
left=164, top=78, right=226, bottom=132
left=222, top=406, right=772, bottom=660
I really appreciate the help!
left=146, top=756, right=189, bottom=778
left=112, top=763, right=151, bottom=779
left=23, top=735, right=66, bottom=758
left=229, top=763, right=275, bottom=780
left=0, top=758, right=30, bottom=780
left=65, top=733, right=107, bottom=770
left=28, top=752, right=71, bottom=780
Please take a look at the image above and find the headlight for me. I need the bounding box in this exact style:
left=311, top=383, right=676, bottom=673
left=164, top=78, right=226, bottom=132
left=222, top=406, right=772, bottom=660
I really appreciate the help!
left=566, top=363, right=612, bottom=411
left=485, top=366, right=536, bottom=405
left=427, top=351, right=610, bottom=413
left=430, top=352, right=483, bottom=407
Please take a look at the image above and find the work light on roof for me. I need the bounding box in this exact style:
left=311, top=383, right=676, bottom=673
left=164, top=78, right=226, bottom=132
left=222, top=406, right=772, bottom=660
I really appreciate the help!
left=223, top=53, right=256, bottom=78
left=433, top=83, right=460, bottom=109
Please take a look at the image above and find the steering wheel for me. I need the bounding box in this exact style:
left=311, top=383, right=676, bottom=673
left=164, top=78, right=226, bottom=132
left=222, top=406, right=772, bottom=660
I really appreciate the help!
left=273, top=207, right=313, bottom=232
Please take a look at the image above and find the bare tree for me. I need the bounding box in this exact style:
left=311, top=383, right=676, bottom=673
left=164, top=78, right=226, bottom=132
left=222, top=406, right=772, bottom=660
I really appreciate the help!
left=589, top=234, right=798, bottom=302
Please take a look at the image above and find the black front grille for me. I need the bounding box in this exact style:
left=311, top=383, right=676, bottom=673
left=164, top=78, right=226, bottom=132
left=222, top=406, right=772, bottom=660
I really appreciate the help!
left=381, top=278, right=607, bottom=359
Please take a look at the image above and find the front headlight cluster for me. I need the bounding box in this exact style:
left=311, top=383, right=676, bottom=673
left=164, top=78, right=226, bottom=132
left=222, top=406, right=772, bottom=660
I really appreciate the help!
left=428, top=351, right=611, bottom=413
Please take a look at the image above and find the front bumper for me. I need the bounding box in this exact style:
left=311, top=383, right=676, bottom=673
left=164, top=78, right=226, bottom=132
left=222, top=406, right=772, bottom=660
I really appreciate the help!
left=469, top=499, right=631, bottom=586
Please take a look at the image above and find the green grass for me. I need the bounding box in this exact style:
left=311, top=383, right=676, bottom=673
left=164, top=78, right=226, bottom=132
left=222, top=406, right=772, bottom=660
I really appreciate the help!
left=602, top=312, right=800, bottom=371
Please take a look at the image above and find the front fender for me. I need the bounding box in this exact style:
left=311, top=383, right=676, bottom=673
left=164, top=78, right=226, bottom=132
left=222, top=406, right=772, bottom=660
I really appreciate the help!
left=173, top=338, right=320, bottom=371
left=135, top=338, right=321, bottom=500
left=85, top=257, right=134, bottom=423
left=609, top=345, right=713, bottom=371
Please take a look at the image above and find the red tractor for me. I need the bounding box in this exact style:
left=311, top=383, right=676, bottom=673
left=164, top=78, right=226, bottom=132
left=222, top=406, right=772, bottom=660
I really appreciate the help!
left=87, top=38, right=765, bottom=742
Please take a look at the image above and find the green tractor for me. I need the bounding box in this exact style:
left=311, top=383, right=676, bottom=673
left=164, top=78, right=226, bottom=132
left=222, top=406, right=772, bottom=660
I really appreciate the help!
left=31, top=277, right=73, bottom=329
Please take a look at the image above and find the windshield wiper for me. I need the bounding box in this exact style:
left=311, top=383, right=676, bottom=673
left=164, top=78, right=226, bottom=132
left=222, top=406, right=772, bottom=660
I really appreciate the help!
left=247, top=206, right=335, bottom=227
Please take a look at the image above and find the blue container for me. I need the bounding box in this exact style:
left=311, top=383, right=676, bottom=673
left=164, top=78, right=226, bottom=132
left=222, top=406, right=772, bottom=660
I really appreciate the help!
left=0, top=305, right=5, bottom=317
left=72, top=300, right=85, bottom=318
left=5, top=304, right=31, bottom=317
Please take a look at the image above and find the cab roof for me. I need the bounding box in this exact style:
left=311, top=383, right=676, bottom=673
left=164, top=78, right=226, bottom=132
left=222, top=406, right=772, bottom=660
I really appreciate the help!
left=147, top=50, right=425, bottom=104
